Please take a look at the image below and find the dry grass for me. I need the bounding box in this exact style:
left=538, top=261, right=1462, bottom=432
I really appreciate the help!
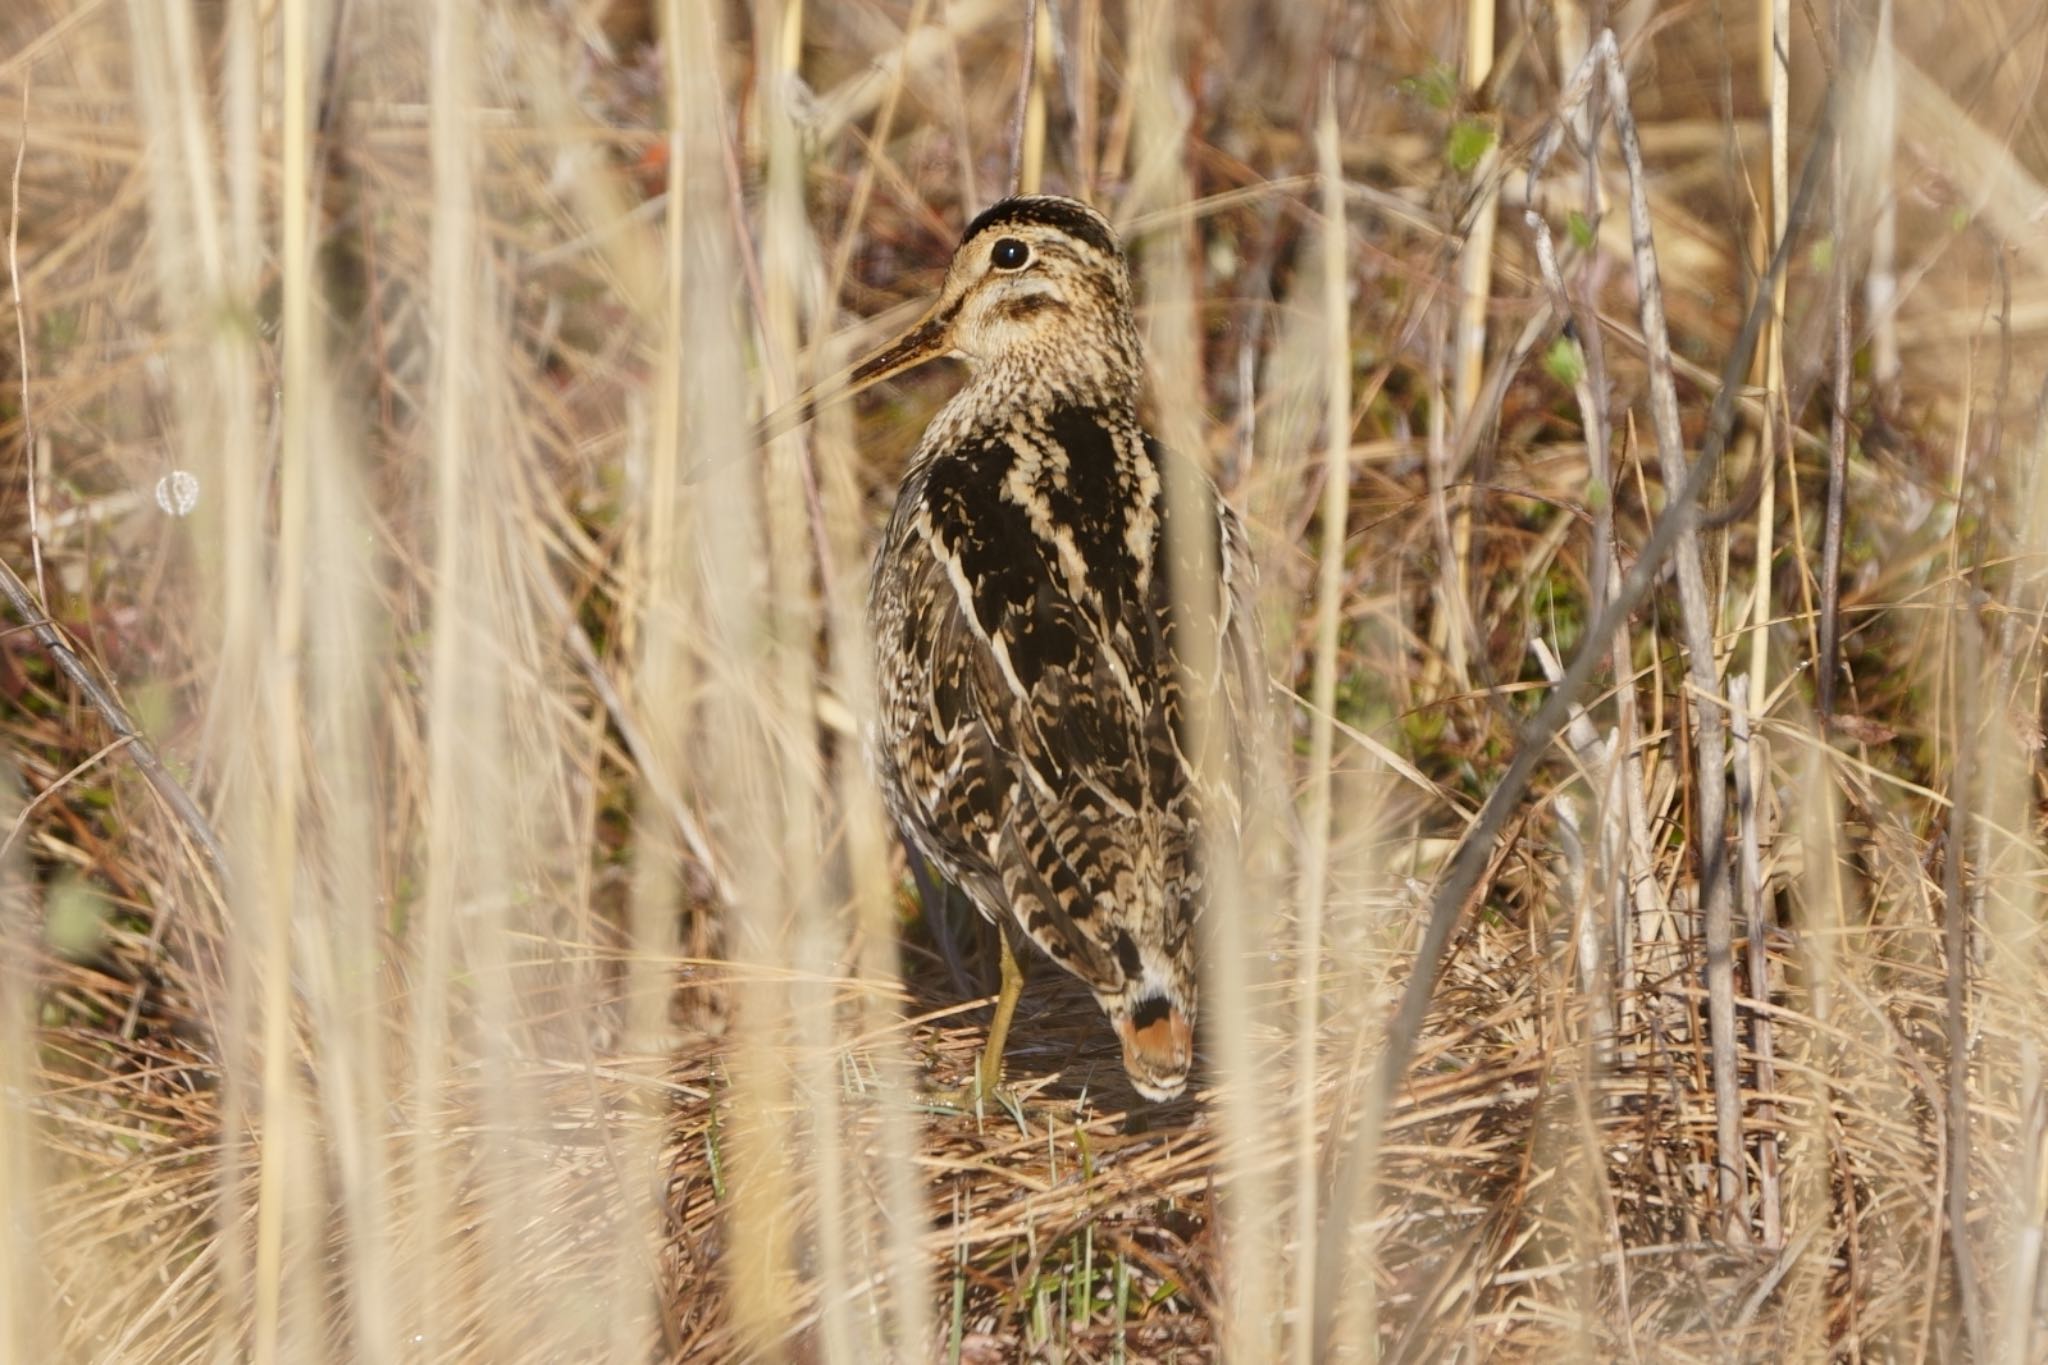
left=5, top=0, right=2048, bottom=1360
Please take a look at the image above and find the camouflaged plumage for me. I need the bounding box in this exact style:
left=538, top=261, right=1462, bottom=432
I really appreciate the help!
left=864, top=196, right=1264, bottom=1101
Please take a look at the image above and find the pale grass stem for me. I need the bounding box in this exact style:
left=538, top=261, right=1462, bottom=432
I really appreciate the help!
left=1431, top=0, right=1499, bottom=694
left=1288, top=90, right=1351, bottom=1365
left=249, top=0, right=317, bottom=1354
left=1744, top=0, right=1792, bottom=1250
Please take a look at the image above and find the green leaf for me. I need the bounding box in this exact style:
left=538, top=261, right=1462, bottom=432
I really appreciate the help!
left=1567, top=210, right=1595, bottom=250
left=1447, top=117, right=1496, bottom=174
left=1398, top=63, right=1458, bottom=111
left=1543, top=335, right=1586, bottom=387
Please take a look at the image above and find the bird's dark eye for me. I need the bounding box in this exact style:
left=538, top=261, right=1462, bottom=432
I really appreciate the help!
left=990, top=237, right=1031, bottom=270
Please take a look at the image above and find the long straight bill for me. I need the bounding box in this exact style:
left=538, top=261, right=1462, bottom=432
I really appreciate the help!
left=749, top=307, right=954, bottom=448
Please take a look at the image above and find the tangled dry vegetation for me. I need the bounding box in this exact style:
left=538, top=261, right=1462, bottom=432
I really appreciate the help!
left=4, top=0, right=2048, bottom=1361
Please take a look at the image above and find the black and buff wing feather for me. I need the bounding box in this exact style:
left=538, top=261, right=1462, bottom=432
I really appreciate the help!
left=869, top=403, right=1261, bottom=1014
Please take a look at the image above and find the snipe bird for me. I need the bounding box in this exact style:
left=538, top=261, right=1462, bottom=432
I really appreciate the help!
left=833, top=196, right=1265, bottom=1103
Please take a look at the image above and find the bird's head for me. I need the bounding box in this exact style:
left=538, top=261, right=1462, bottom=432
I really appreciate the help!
left=845, top=195, right=1143, bottom=406
left=749, top=196, right=1144, bottom=455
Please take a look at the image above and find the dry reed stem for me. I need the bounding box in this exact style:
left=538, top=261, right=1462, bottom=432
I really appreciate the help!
left=1982, top=324, right=2048, bottom=1362
left=1432, top=0, right=1500, bottom=696
left=0, top=711, right=44, bottom=1363
left=246, top=0, right=318, bottom=1353
left=1124, top=6, right=1285, bottom=1361
left=1744, top=0, right=1793, bottom=1253
left=1288, top=88, right=1352, bottom=1365
left=8, top=69, right=40, bottom=611
left=1818, top=5, right=1853, bottom=729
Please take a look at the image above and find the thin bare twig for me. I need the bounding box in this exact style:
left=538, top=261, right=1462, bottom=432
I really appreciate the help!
left=1817, top=8, right=1851, bottom=723
left=1530, top=636, right=1616, bottom=1046
left=1309, top=49, right=1836, bottom=1354
left=1528, top=217, right=1635, bottom=1059
left=0, top=733, right=130, bottom=866
left=1730, top=675, right=1781, bottom=1246
left=0, top=555, right=228, bottom=886
left=1560, top=89, right=1661, bottom=1056
left=1863, top=0, right=1899, bottom=395
left=1943, top=603, right=1987, bottom=1355
left=1007, top=0, right=1039, bottom=196
left=10, top=71, right=42, bottom=608
left=1073, top=0, right=1099, bottom=200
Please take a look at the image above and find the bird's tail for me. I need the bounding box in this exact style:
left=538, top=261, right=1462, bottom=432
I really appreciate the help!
left=1112, top=993, right=1193, bottom=1101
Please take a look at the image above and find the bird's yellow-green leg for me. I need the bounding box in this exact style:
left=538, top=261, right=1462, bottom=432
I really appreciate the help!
left=976, top=926, right=1025, bottom=1098
left=932, top=928, right=1028, bottom=1122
